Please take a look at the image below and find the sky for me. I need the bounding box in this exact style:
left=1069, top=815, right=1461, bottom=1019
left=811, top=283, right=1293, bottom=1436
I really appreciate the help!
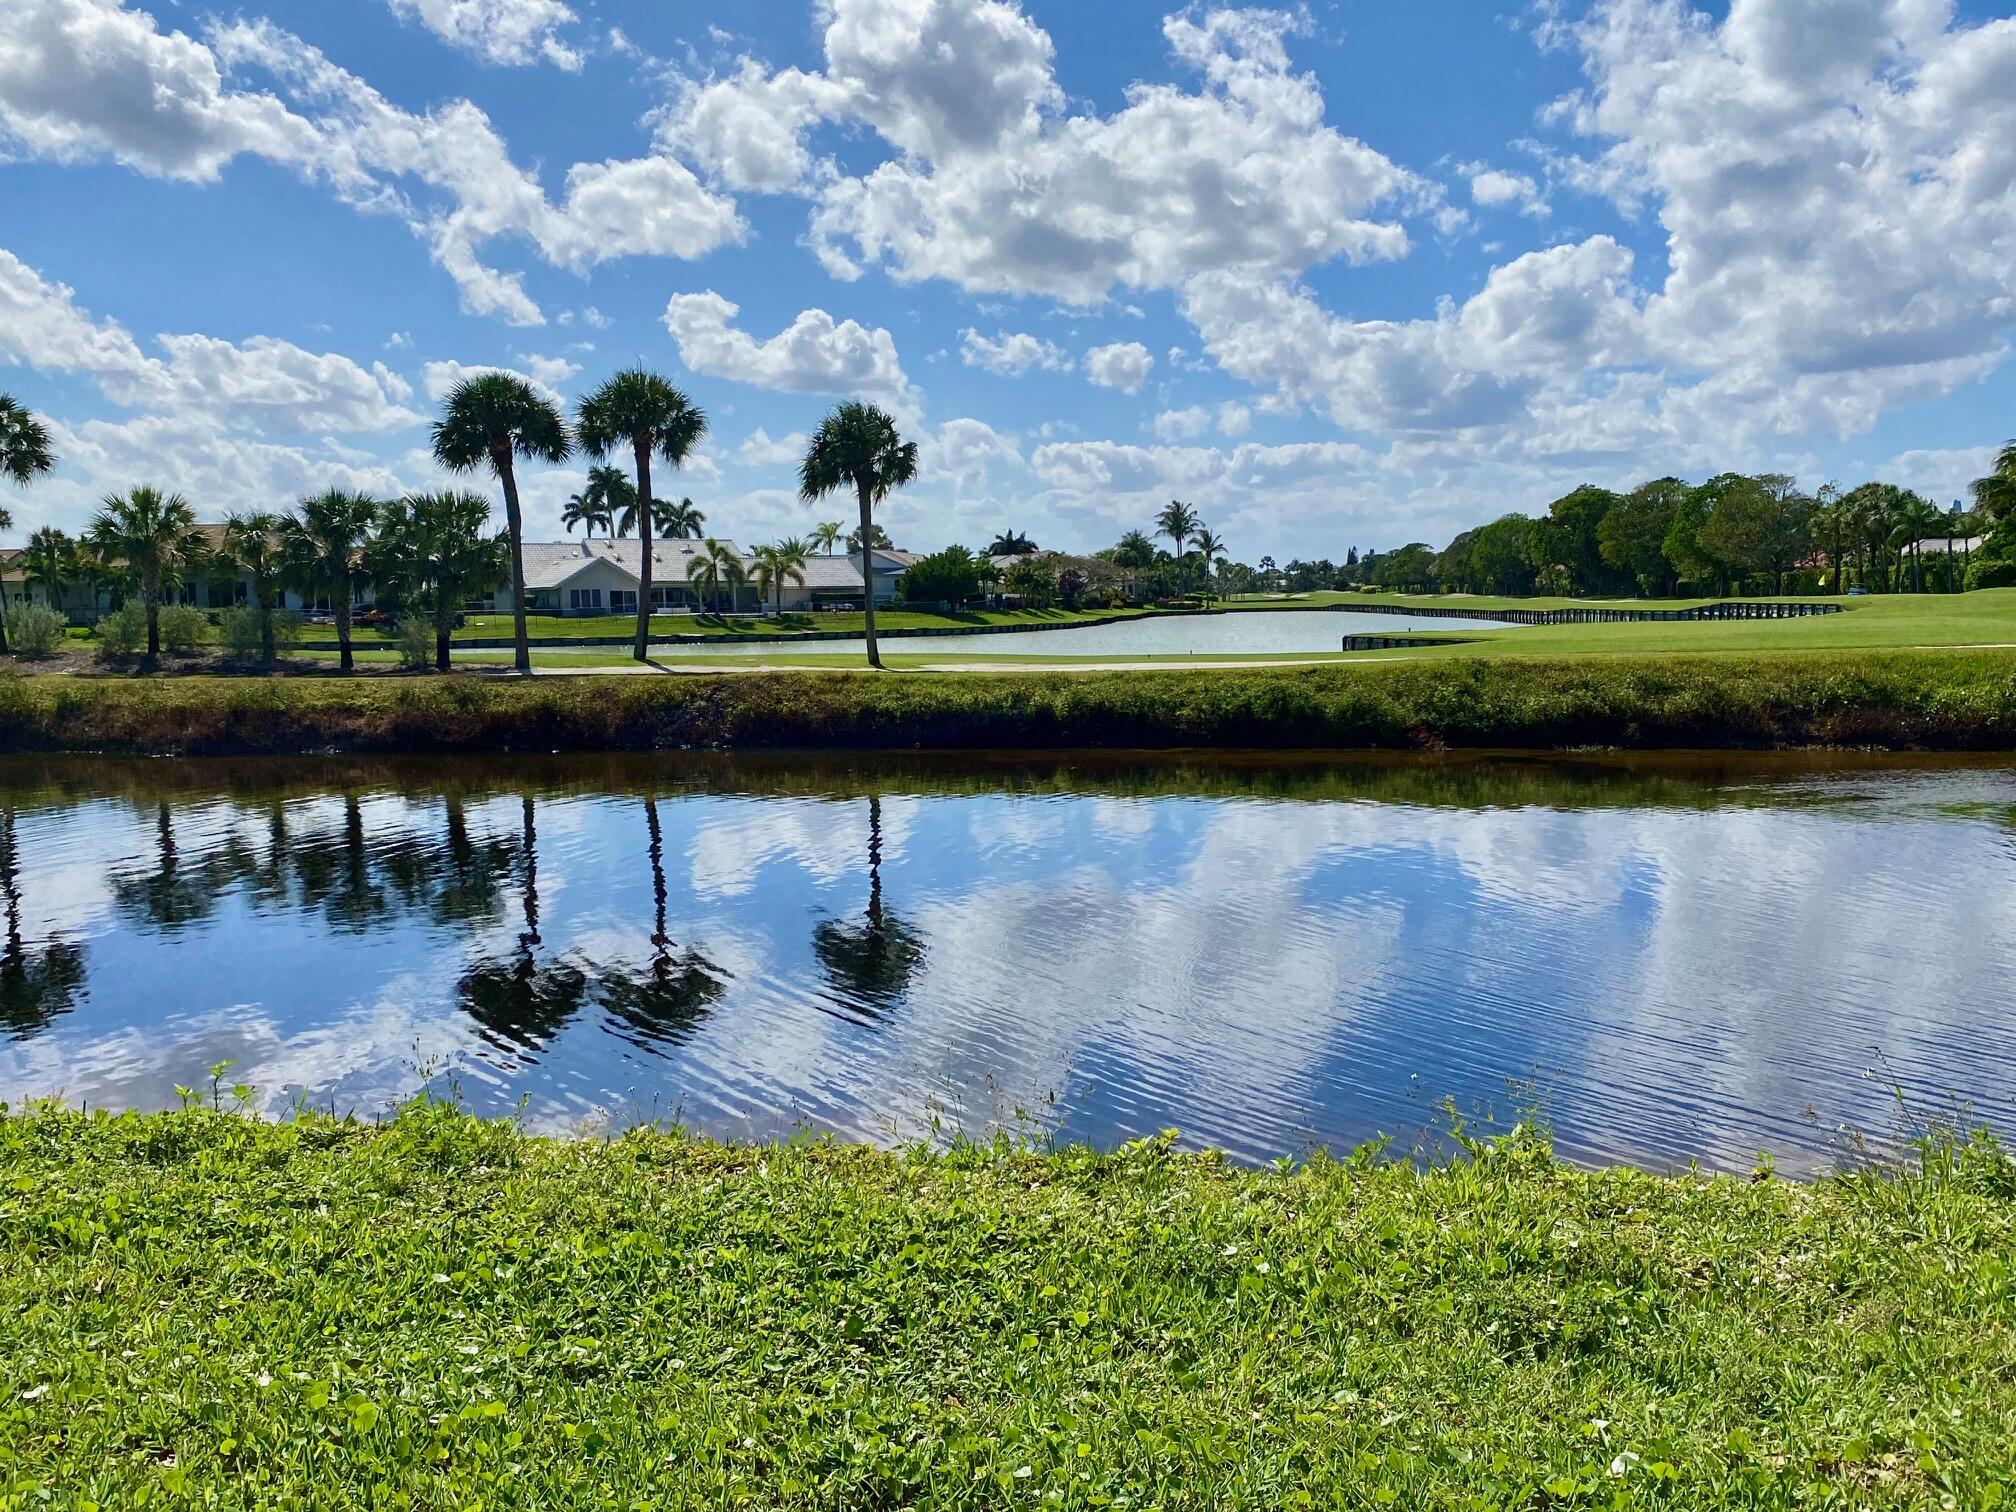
left=1, top=0, right=2013, bottom=561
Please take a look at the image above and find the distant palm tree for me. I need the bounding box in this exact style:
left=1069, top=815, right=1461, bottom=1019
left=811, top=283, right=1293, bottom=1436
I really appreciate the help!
left=1890, top=491, right=1945, bottom=594
left=19, top=527, right=76, bottom=616
left=1157, top=501, right=1201, bottom=593
left=432, top=373, right=571, bottom=674
left=1190, top=526, right=1228, bottom=602
left=560, top=490, right=611, bottom=540
left=799, top=403, right=919, bottom=670
left=585, top=465, right=638, bottom=536
left=659, top=497, right=706, bottom=540
left=1971, top=441, right=2016, bottom=524
left=0, top=394, right=56, bottom=656
left=751, top=537, right=811, bottom=616
left=986, top=530, right=1037, bottom=557
left=687, top=538, right=747, bottom=616
left=577, top=370, right=709, bottom=662
left=89, top=487, right=207, bottom=663
left=811, top=520, right=845, bottom=556
left=224, top=511, right=288, bottom=664
left=375, top=491, right=508, bottom=671
left=283, top=491, right=380, bottom=672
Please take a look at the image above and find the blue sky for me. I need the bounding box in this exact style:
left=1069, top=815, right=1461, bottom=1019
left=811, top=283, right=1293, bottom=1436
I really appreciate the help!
left=2, top=0, right=2012, bottom=560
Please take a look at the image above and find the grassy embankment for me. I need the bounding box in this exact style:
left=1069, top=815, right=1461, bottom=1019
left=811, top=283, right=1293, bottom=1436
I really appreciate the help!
left=3, top=648, right=2015, bottom=754
left=3, top=1103, right=2012, bottom=1506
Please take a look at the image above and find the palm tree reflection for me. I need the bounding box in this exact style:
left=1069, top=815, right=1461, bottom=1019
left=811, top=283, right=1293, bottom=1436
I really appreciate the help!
left=457, top=797, right=588, bottom=1063
left=594, top=797, right=726, bottom=1051
left=812, top=795, right=925, bottom=1017
left=0, top=805, right=86, bottom=1040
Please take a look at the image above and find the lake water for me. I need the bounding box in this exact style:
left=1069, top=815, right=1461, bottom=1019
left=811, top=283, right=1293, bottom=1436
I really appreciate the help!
left=544, top=607, right=1513, bottom=657
left=3, top=753, right=2011, bottom=1172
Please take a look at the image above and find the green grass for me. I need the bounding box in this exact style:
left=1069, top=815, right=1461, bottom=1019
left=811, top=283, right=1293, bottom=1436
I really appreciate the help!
left=5, top=649, right=2016, bottom=754
left=2, top=1102, right=2012, bottom=1507
left=405, top=605, right=1154, bottom=643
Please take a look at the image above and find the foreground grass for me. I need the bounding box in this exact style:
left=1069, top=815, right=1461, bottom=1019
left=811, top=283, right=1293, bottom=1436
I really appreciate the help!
left=4, top=649, right=2016, bottom=754
left=2, top=1105, right=2012, bottom=1508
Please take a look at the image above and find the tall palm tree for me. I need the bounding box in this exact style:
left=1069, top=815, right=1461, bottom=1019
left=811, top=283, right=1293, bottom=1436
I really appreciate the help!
left=811, top=521, right=845, bottom=556
left=432, top=373, right=572, bottom=674
left=19, top=526, right=76, bottom=616
left=0, top=395, right=57, bottom=656
left=560, top=490, right=612, bottom=541
left=282, top=490, right=380, bottom=672
left=375, top=491, right=508, bottom=671
left=576, top=370, right=709, bottom=662
left=224, top=511, right=288, bottom=664
left=89, top=487, right=206, bottom=663
left=986, top=530, right=1037, bottom=557
left=659, top=497, right=706, bottom=540
left=1889, top=490, right=1944, bottom=594
left=1156, top=501, right=1201, bottom=594
left=751, top=537, right=811, bottom=616
left=1190, top=526, right=1228, bottom=602
left=798, top=403, right=919, bottom=670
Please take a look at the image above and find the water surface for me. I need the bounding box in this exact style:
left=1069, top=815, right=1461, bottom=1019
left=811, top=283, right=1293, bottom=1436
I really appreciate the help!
left=2, top=752, right=2011, bottom=1172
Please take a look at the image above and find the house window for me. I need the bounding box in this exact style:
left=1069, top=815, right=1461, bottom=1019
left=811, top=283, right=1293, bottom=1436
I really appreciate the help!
left=568, top=588, right=604, bottom=611
left=610, top=590, right=637, bottom=613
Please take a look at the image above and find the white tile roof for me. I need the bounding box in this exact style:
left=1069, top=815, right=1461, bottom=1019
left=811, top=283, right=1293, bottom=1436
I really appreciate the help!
left=517, top=538, right=736, bottom=589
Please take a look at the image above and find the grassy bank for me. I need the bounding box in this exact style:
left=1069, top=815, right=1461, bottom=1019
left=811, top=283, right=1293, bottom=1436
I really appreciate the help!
left=3, top=1104, right=2012, bottom=1507
left=4, top=649, right=2016, bottom=754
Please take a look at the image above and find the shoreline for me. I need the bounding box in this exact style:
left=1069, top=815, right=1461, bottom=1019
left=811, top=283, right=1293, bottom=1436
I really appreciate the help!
left=4, top=648, right=2015, bottom=756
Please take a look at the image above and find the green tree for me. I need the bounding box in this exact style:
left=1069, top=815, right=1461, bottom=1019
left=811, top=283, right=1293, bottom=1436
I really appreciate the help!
left=811, top=521, right=845, bottom=556
left=1156, top=501, right=1201, bottom=593
left=89, top=487, right=207, bottom=663
left=1467, top=515, right=1540, bottom=596
left=432, top=373, right=572, bottom=674
left=1543, top=485, right=1627, bottom=595
left=750, top=537, right=811, bottom=615
left=373, top=491, right=508, bottom=671
left=577, top=371, right=709, bottom=661
left=687, top=538, right=747, bottom=616
left=1971, top=441, right=2016, bottom=525
left=1372, top=542, right=1437, bottom=592
left=986, top=530, right=1037, bottom=557
left=283, top=491, right=380, bottom=672
left=799, top=403, right=919, bottom=670
left=1597, top=478, right=1688, bottom=595
left=0, top=394, right=57, bottom=655
left=19, top=527, right=77, bottom=616
left=659, top=497, right=706, bottom=540
left=560, top=490, right=611, bottom=540
left=1696, top=474, right=1815, bottom=594
left=224, top=511, right=288, bottom=664
left=1189, top=526, right=1229, bottom=601
left=1109, top=530, right=1157, bottom=571
left=902, top=545, right=983, bottom=605
left=1887, top=490, right=1944, bottom=594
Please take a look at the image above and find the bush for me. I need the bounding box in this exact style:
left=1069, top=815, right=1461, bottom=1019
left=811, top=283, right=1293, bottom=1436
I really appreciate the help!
left=95, top=602, right=146, bottom=660
left=396, top=617, right=436, bottom=671
left=157, top=603, right=206, bottom=655
left=218, top=606, right=265, bottom=662
left=5, top=604, right=66, bottom=658
left=1966, top=558, right=2016, bottom=591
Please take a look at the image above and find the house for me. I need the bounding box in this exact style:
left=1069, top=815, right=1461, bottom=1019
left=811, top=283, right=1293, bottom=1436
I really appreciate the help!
left=479, top=539, right=915, bottom=617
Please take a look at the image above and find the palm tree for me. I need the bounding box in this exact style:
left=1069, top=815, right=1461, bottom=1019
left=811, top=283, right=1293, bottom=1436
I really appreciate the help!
left=687, top=537, right=747, bottom=616
left=586, top=465, right=638, bottom=536
left=282, top=490, right=379, bottom=672
left=1190, top=526, right=1228, bottom=602
left=811, top=521, right=845, bottom=556
left=89, top=487, right=206, bottom=663
left=1889, top=490, right=1943, bottom=594
left=224, top=511, right=288, bottom=664
left=1971, top=441, right=2016, bottom=524
left=432, top=373, right=572, bottom=674
left=0, top=394, right=57, bottom=656
left=659, top=497, right=706, bottom=540
left=19, top=527, right=76, bottom=616
left=751, top=537, right=811, bottom=616
left=1156, top=501, right=1201, bottom=594
left=576, top=370, right=709, bottom=662
left=376, top=491, right=508, bottom=671
left=560, top=490, right=612, bottom=541
left=812, top=796, right=925, bottom=1014
left=986, top=530, right=1037, bottom=557
left=798, top=403, right=919, bottom=670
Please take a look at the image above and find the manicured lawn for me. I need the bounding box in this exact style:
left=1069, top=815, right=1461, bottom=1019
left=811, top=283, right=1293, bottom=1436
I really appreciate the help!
left=3, top=1103, right=2012, bottom=1507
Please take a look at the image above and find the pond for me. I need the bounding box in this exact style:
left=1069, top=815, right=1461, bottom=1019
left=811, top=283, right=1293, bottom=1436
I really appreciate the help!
left=2, top=752, right=2011, bottom=1172
left=542, top=607, right=1513, bottom=657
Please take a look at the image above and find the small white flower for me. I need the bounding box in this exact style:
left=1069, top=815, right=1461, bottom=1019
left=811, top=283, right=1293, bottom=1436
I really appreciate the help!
left=21, top=1385, right=49, bottom=1401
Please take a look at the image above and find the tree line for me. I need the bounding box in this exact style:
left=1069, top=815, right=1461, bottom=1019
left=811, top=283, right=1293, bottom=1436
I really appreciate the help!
left=0, top=377, right=922, bottom=672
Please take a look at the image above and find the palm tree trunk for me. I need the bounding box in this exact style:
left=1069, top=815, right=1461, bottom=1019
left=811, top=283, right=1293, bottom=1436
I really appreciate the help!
left=335, top=565, right=354, bottom=672
left=497, top=450, right=531, bottom=675
left=633, top=439, right=654, bottom=663
left=0, top=583, right=10, bottom=656
left=144, top=570, right=161, bottom=663
left=258, top=585, right=276, bottom=665
left=858, top=482, right=881, bottom=669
